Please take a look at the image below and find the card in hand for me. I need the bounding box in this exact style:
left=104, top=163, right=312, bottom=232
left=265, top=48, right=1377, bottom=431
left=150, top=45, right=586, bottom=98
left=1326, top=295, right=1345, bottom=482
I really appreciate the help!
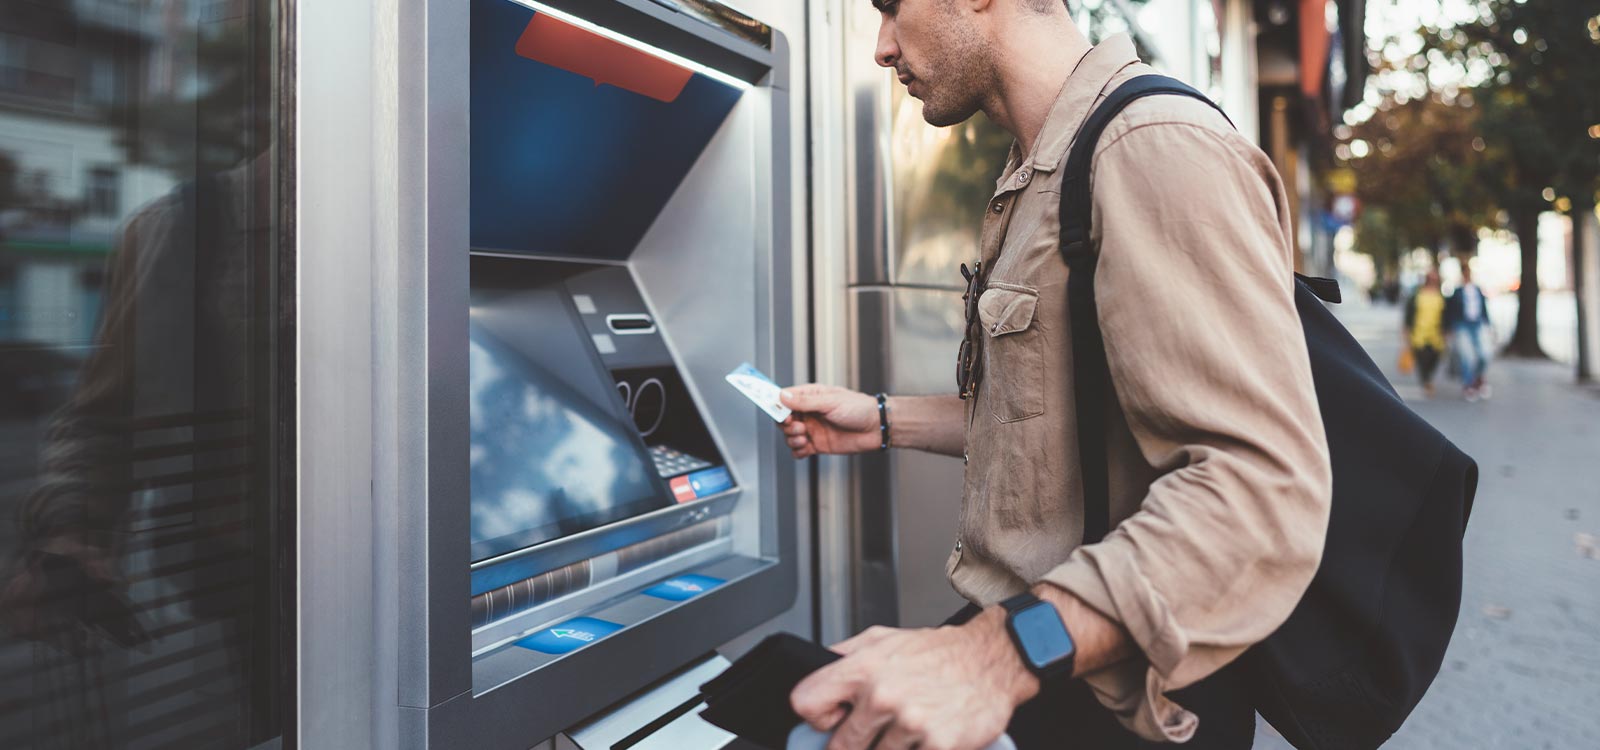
left=725, top=362, right=793, bottom=422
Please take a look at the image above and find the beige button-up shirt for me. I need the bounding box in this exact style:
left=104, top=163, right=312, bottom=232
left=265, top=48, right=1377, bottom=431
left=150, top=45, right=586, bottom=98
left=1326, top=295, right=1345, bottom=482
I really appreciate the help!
left=950, top=35, right=1332, bottom=741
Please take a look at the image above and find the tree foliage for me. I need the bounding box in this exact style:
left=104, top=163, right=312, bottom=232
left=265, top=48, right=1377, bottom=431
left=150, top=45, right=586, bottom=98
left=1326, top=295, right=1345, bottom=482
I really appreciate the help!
left=1427, top=1, right=1600, bottom=213
left=1432, top=0, right=1600, bottom=377
left=1344, top=0, right=1600, bottom=369
left=1343, top=90, right=1498, bottom=264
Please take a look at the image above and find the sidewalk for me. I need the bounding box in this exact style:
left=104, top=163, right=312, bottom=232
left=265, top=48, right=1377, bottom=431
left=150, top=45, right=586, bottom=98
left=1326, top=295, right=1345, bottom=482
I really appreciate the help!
left=1254, top=301, right=1600, bottom=748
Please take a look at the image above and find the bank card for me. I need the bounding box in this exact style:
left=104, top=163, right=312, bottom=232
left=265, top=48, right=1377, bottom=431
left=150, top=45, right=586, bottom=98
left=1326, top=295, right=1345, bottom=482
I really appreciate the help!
left=725, top=363, right=792, bottom=422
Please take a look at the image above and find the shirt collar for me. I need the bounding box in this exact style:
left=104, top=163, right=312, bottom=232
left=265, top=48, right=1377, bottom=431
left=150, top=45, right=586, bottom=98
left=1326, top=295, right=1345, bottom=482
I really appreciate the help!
left=995, top=33, right=1142, bottom=191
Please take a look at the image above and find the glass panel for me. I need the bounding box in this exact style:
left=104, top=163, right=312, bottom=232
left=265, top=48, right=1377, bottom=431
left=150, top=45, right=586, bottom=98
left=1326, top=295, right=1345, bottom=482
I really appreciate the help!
left=887, top=89, right=1013, bottom=289
left=888, top=0, right=1162, bottom=289
left=0, top=1, right=291, bottom=748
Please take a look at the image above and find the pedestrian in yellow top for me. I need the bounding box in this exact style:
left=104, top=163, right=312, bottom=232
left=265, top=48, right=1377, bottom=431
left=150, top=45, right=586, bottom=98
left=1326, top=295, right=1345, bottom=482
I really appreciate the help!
left=1404, top=271, right=1447, bottom=398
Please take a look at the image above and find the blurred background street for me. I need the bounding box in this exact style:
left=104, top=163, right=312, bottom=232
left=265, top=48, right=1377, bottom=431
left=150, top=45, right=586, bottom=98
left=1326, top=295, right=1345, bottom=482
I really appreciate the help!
left=1256, top=300, right=1600, bottom=748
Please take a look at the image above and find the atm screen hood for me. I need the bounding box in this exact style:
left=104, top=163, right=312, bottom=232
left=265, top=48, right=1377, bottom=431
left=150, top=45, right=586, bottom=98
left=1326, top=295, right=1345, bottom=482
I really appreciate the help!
left=471, top=0, right=759, bottom=260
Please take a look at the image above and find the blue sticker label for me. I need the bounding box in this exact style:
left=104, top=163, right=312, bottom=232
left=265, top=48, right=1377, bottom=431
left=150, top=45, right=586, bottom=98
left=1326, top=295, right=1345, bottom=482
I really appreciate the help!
left=515, top=616, right=624, bottom=655
left=685, top=467, right=733, bottom=497
left=643, top=574, right=726, bottom=602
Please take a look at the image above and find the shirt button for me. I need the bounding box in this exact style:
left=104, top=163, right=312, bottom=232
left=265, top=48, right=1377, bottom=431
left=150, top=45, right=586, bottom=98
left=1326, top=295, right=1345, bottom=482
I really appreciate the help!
left=955, top=539, right=963, bottom=552
left=991, top=200, right=1004, bottom=214
left=1016, top=169, right=1031, bottom=186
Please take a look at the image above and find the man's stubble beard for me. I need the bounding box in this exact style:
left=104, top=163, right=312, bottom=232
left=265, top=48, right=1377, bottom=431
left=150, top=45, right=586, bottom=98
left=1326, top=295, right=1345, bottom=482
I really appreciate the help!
left=917, top=20, right=996, bottom=128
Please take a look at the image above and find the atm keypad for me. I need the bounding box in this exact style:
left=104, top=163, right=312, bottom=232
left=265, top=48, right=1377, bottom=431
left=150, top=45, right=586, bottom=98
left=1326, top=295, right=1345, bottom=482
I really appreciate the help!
left=649, top=445, right=714, bottom=478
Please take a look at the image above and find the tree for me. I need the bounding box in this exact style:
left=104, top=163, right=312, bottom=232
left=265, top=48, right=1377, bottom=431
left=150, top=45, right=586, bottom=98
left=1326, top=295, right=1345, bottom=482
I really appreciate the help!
left=1472, top=80, right=1562, bottom=358
left=1341, top=91, right=1497, bottom=268
left=1351, top=207, right=1405, bottom=289
left=1430, top=0, right=1600, bottom=379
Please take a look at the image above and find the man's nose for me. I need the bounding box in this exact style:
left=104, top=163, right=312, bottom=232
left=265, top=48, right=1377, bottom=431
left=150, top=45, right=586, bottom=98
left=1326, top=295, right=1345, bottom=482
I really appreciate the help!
left=874, top=19, right=898, bottom=69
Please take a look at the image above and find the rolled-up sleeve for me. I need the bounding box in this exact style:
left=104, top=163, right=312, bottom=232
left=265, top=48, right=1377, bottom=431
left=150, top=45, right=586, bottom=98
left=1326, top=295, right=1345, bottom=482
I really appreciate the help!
left=1038, top=121, right=1332, bottom=741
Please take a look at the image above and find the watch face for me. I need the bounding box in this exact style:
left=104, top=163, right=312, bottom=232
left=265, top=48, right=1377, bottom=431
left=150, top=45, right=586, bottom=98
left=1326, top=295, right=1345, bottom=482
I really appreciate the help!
left=1013, top=602, right=1075, bottom=670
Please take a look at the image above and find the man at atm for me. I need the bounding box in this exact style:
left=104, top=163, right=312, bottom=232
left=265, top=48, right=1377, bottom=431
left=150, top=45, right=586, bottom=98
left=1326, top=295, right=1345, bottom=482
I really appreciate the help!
left=778, top=1, right=1331, bottom=749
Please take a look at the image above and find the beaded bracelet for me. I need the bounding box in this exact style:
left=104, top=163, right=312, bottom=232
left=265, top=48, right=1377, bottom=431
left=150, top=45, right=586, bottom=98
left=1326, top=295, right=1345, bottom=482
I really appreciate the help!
left=876, top=393, right=890, bottom=451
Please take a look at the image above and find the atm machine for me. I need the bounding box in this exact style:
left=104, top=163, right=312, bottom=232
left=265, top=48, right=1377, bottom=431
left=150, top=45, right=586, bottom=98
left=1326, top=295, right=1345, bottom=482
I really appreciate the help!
left=381, top=0, right=800, bottom=746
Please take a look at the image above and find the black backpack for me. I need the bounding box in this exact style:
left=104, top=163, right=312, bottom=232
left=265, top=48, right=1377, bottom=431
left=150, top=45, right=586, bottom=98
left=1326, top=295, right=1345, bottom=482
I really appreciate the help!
left=1062, top=75, right=1477, bottom=749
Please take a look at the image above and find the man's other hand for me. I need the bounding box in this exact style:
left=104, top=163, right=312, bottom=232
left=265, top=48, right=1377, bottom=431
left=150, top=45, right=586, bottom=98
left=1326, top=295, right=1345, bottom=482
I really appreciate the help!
left=779, top=385, right=882, bottom=458
left=789, top=612, right=1039, bottom=750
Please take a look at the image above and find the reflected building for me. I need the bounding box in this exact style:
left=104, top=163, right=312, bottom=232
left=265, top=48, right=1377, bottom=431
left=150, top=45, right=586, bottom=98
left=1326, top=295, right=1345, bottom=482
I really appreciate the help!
left=0, top=1, right=288, bottom=748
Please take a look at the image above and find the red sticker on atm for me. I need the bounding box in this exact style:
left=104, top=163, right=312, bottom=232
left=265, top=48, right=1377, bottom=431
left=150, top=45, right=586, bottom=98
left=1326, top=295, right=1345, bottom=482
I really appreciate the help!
left=670, top=475, right=696, bottom=503
left=515, top=14, right=693, bottom=103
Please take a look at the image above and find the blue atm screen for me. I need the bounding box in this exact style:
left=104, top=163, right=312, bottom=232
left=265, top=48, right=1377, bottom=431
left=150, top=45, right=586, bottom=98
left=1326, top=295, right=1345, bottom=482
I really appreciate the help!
left=468, top=288, right=669, bottom=562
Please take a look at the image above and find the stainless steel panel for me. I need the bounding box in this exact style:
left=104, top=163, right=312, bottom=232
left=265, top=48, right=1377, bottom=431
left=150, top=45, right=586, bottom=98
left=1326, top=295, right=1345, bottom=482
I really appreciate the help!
left=385, top=0, right=475, bottom=713
left=888, top=449, right=967, bottom=628
left=301, top=0, right=380, bottom=747
left=563, top=656, right=734, bottom=750
left=842, top=3, right=892, bottom=286
left=884, top=88, right=1012, bottom=291
left=847, top=287, right=967, bottom=631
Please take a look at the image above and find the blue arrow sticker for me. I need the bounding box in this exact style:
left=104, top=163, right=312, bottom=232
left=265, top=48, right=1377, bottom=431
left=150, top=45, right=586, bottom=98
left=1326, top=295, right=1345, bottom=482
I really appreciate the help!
left=643, top=574, right=726, bottom=602
left=515, top=616, right=624, bottom=655
left=685, top=467, right=733, bottom=496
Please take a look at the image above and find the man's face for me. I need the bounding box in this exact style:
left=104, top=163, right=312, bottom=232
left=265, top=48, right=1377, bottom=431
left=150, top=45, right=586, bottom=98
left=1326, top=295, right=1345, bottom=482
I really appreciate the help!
left=872, top=0, right=994, bottom=127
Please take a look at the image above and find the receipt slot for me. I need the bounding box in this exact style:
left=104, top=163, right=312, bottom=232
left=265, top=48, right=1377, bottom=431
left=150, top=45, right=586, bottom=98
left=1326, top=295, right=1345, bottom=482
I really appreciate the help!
left=375, top=0, right=800, bottom=747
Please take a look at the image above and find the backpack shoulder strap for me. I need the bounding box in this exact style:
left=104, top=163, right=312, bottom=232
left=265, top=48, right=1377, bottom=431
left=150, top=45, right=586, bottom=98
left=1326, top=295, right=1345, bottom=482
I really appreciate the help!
left=1059, top=75, right=1228, bottom=262
left=1060, top=75, right=1228, bottom=545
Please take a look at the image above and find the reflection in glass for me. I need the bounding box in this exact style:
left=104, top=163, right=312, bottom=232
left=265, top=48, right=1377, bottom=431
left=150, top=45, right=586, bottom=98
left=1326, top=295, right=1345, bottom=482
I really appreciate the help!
left=887, top=0, right=1159, bottom=292
left=888, top=88, right=1013, bottom=290
left=468, top=317, right=665, bottom=561
left=0, top=2, right=289, bottom=748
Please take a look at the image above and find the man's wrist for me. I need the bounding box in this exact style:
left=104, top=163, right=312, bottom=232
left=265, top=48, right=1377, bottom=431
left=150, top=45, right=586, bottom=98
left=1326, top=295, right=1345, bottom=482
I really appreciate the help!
left=960, top=606, right=1043, bottom=708
left=1031, top=582, right=1135, bottom=678
left=878, top=394, right=967, bottom=458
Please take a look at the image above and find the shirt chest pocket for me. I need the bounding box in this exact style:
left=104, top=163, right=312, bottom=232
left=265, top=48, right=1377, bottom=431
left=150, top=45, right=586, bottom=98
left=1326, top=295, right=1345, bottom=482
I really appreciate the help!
left=977, top=283, right=1045, bottom=423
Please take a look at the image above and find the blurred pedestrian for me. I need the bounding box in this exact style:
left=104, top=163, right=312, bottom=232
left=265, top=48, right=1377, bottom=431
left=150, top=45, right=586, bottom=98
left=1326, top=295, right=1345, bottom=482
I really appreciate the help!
left=1404, top=271, right=1447, bottom=398
left=1446, top=263, right=1492, bottom=401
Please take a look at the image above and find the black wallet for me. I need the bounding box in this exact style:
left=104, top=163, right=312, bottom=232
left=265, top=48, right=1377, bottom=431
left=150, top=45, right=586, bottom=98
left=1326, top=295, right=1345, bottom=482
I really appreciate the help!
left=698, top=633, right=841, bottom=749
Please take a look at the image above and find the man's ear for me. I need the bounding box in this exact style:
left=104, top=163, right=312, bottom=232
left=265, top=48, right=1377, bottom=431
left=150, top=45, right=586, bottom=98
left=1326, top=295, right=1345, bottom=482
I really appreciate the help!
left=966, top=0, right=996, bottom=13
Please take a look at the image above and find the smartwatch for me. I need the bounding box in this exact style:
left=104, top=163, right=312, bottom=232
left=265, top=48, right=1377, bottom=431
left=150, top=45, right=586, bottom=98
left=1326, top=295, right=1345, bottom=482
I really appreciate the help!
left=1001, top=592, right=1076, bottom=683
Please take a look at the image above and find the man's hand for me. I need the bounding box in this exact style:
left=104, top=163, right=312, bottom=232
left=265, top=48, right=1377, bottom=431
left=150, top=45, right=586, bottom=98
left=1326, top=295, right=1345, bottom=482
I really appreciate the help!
left=779, top=385, right=883, bottom=458
left=0, top=535, right=126, bottom=654
left=789, top=609, right=1039, bottom=750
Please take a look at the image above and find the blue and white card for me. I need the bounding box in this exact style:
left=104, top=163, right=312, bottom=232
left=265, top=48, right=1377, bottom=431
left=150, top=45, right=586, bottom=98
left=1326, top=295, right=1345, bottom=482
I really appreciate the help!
left=725, top=362, right=792, bottom=422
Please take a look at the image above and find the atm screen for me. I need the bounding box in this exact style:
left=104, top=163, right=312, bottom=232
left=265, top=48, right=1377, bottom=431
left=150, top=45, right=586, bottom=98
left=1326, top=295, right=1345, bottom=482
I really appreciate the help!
left=468, top=288, right=670, bottom=562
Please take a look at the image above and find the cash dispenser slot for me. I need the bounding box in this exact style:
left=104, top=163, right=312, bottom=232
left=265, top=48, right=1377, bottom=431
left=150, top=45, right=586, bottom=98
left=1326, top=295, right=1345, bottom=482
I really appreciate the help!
left=606, top=314, right=657, bottom=334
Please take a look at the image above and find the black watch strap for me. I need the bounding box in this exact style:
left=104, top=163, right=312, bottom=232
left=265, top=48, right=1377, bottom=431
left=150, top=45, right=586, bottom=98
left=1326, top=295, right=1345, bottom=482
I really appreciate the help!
left=1001, top=592, right=1042, bottom=613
